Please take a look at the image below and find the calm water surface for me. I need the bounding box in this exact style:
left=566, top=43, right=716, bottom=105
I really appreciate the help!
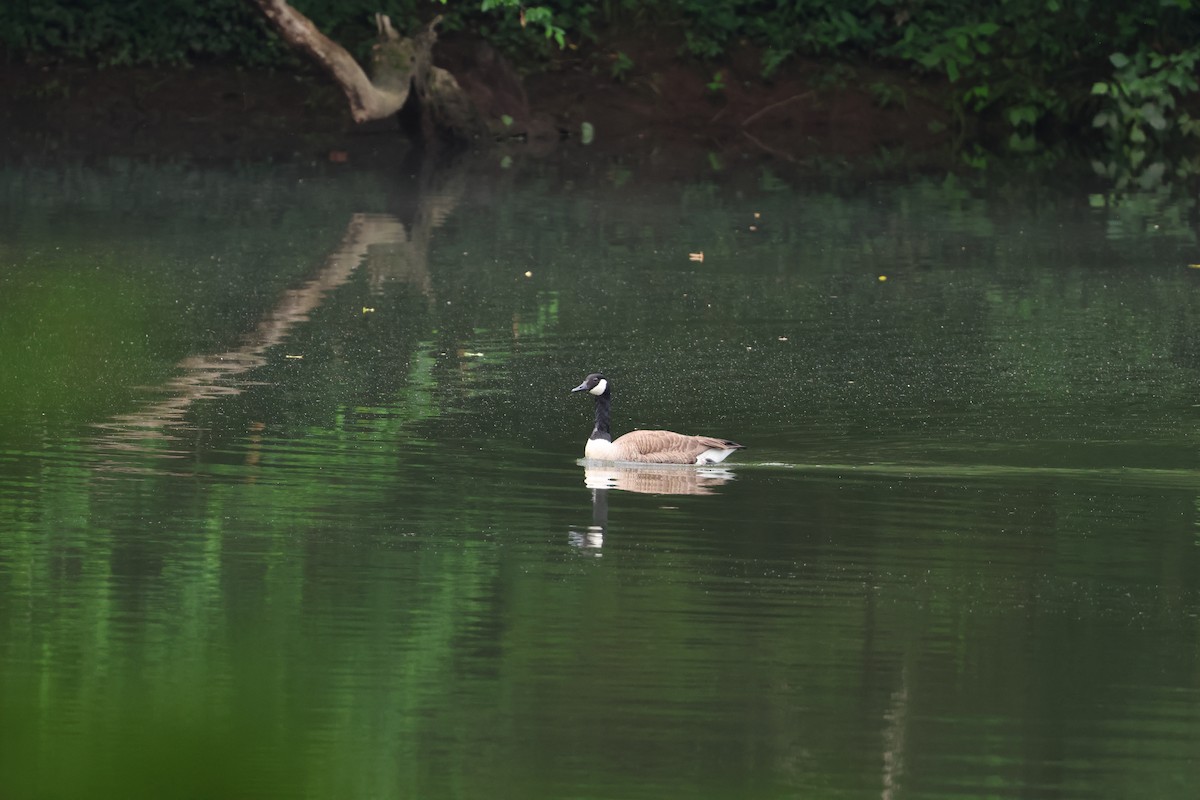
left=2, top=157, right=1199, bottom=799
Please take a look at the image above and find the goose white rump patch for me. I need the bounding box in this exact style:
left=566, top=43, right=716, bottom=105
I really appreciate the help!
left=695, top=447, right=736, bottom=465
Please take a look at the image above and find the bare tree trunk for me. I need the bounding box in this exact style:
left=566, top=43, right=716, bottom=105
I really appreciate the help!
left=252, top=0, right=484, bottom=143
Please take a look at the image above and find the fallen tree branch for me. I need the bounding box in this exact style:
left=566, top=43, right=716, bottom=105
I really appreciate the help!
left=253, top=0, right=409, bottom=123
left=254, top=2, right=484, bottom=142
left=742, top=91, right=815, bottom=128
left=741, top=128, right=795, bottom=162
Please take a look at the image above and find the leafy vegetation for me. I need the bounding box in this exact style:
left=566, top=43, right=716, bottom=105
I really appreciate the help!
left=1090, top=48, right=1200, bottom=185
left=3, top=0, right=1200, bottom=152
left=0, top=0, right=286, bottom=66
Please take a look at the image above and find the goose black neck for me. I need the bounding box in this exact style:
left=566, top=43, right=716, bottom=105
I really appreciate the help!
left=590, top=390, right=612, bottom=442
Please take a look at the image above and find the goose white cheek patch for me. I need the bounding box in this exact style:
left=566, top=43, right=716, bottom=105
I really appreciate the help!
left=588, top=379, right=608, bottom=396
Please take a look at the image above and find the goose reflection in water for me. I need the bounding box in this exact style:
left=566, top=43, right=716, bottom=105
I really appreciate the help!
left=568, top=464, right=736, bottom=551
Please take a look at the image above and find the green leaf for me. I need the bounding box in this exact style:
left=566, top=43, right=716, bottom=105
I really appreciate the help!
left=1110, top=52, right=1130, bottom=68
left=1142, top=104, right=1167, bottom=130
left=1007, top=105, right=1038, bottom=126
left=1138, top=162, right=1165, bottom=188
left=964, top=84, right=988, bottom=101
left=1007, top=131, right=1036, bottom=152
left=946, top=58, right=960, bottom=82
left=1091, top=81, right=1110, bottom=96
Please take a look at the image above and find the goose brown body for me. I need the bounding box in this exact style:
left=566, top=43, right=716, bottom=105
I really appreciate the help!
left=571, top=373, right=745, bottom=465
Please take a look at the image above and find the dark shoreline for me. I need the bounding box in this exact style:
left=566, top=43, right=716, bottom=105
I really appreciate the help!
left=1, top=52, right=953, bottom=170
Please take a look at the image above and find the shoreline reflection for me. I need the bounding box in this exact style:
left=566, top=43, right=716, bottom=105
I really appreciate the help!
left=90, top=157, right=469, bottom=470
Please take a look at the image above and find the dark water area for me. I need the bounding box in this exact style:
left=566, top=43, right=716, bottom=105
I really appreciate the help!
left=2, top=155, right=1199, bottom=799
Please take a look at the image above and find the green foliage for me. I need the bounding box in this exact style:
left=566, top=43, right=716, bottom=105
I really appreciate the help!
left=1092, top=48, right=1200, bottom=157
left=610, top=49, right=634, bottom=81
left=671, top=0, right=887, bottom=73
left=652, top=0, right=1200, bottom=150
left=0, top=0, right=558, bottom=66
left=6, top=0, right=1200, bottom=153
left=814, top=61, right=856, bottom=91
left=515, top=4, right=567, bottom=48
left=435, top=0, right=575, bottom=64
left=469, top=0, right=566, bottom=47
left=869, top=81, right=906, bottom=110
left=894, top=22, right=999, bottom=90
left=0, top=0, right=288, bottom=66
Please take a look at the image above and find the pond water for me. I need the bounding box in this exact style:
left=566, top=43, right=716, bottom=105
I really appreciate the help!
left=2, top=155, right=1200, bottom=799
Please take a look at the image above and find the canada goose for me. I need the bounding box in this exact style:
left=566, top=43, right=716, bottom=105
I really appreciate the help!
left=571, top=373, right=746, bottom=465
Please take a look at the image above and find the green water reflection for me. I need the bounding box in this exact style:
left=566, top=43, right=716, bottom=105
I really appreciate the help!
left=1, top=158, right=1199, bottom=799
